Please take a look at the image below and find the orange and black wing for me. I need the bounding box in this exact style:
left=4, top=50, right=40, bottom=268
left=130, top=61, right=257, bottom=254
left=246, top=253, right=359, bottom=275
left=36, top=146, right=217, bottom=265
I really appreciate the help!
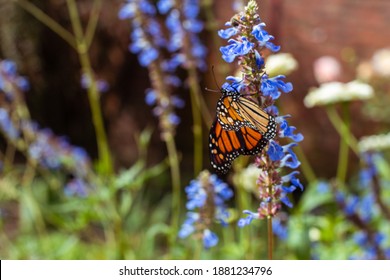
left=209, top=118, right=269, bottom=174
left=216, top=95, right=253, bottom=130
left=236, top=97, right=277, bottom=140
left=216, top=95, right=277, bottom=140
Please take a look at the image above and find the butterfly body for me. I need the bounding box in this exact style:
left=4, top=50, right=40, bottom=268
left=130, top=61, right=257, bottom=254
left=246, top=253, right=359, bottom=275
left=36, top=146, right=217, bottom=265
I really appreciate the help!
left=209, top=86, right=276, bottom=174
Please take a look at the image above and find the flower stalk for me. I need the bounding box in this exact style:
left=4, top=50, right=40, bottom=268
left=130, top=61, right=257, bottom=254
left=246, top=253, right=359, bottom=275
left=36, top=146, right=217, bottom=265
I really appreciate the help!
left=218, top=0, right=304, bottom=259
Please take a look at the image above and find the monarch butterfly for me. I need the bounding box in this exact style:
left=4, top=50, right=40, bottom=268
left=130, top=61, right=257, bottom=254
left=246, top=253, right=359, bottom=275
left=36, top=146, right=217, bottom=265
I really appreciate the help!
left=209, top=85, right=276, bottom=174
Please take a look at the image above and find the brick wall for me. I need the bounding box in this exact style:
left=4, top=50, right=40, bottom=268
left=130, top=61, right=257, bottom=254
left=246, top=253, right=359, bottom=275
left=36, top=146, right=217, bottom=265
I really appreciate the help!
left=259, top=0, right=390, bottom=178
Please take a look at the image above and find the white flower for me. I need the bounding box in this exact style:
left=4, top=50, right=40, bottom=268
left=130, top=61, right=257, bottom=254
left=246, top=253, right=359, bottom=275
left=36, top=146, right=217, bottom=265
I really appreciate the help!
left=266, top=53, right=298, bottom=77
left=358, top=132, right=390, bottom=152
left=371, top=48, right=390, bottom=77
left=232, top=164, right=259, bottom=194
left=304, top=80, right=374, bottom=108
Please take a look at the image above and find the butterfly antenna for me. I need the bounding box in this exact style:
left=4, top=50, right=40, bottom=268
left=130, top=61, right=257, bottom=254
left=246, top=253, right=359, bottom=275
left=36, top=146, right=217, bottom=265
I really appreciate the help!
left=211, top=65, right=221, bottom=91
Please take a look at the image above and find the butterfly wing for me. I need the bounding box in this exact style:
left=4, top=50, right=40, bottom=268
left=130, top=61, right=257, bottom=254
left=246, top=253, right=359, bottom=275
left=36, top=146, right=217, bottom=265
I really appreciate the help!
left=216, top=95, right=254, bottom=130
left=216, top=93, right=276, bottom=140
left=209, top=118, right=269, bottom=174
left=236, top=97, right=277, bottom=140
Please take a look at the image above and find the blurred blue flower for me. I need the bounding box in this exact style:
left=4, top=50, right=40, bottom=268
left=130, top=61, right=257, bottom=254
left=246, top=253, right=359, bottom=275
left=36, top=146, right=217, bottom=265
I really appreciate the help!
left=0, top=108, right=19, bottom=140
left=178, top=212, right=199, bottom=238
left=316, top=181, right=330, bottom=193
left=237, top=210, right=257, bottom=227
left=139, top=47, right=159, bottom=67
left=203, top=229, right=219, bottom=249
left=272, top=218, right=288, bottom=240
left=157, top=0, right=174, bottom=14
left=0, top=59, right=30, bottom=98
left=168, top=113, right=181, bottom=126
left=145, top=89, right=157, bottom=105
left=183, top=0, right=200, bottom=19
left=139, top=0, right=156, bottom=15
left=179, top=171, right=233, bottom=248
left=80, top=73, right=109, bottom=93
left=118, top=1, right=136, bottom=19
left=64, top=178, right=89, bottom=197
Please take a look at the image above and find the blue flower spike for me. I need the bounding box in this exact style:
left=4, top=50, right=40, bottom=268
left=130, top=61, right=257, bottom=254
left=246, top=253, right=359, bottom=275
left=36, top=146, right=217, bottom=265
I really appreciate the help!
left=217, top=0, right=304, bottom=225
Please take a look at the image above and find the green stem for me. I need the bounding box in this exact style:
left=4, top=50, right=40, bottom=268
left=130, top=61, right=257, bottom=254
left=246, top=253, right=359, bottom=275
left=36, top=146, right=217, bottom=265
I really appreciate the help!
left=333, top=104, right=350, bottom=184
left=66, top=0, right=113, bottom=174
left=267, top=216, right=273, bottom=260
left=165, top=133, right=181, bottom=245
left=188, top=67, right=204, bottom=175
left=15, top=0, right=77, bottom=50
left=236, top=184, right=251, bottom=258
left=85, top=0, right=102, bottom=49
left=326, top=105, right=359, bottom=155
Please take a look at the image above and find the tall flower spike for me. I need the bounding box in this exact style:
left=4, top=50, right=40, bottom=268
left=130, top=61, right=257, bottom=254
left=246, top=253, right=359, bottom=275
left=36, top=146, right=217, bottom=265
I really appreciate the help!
left=0, top=59, right=92, bottom=194
left=119, top=0, right=183, bottom=138
left=179, top=170, right=233, bottom=248
left=217, top=0, right=303, bottom=225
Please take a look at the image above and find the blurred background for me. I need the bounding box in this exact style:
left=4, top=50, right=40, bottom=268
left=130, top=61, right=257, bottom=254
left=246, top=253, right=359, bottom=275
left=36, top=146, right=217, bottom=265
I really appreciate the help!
left=0, top=0, right=389, bottom=259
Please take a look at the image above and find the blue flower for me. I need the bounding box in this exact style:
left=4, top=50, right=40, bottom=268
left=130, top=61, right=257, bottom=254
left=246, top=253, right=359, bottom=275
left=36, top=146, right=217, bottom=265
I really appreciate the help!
left=254, top=50, right=264, bottom=69
left=168, top=113, right=181, bottom=125
left=157, top=0, right=174, bottom=14
left=147, top=20, right=166, bottom=47
left=179, top=171, right=233, bottom=248
left=251, top=23, right=280, bottom=52
left=280, top=145, right=300, bottom=169
left=139, top=0, right=156, bottom=15
left=118, top=1, right=136, bottom=19
left=203, top=229, right=218, bottom=249
left=145, top=89, right=157, bottom=105
left=161, top=55, right=185, bottom=72
left=0, top=108, right=19, bottom=140
left=64, top=178, right=89, bottom=197
left=359, top=152, right=377, bottom=187
left=360, top=194, right=375, bottom=222
left=280, top=195, right=293, bottom=208
left=183, top=19, right=204, bottom=33
left=165, top=75, right=182, bottom=87
left=0, top=59, right=30, bottom=97
left=272, top=218, right=288, bottom=240
left=178, top=212, right=199, bottom=238
left=139, top=48, right=159, bottom=67
left=281, top=171, right=304, bottom=192
left=184, top=180, right=207, bottom=210
left=278, top=117, right=304, bottom=142
left=261, top=74, right=293, bottom=100
left=80, top=73, right=109, bottom=93
left=220, top=37, right=254, bottom=63
left=316, top=181, right=330, bottom=193
left=237, top=210, right=257, bottom=227
left=267, top=140, right=284, bottom=161
left=218, top=27, right=238, bottom=39
left=183, top=0, right=200, bottom=19
left=0, top=59, right=17, bottom=75
left=224, top=77, right=246, bottom=92
left=171, top=95, right=185, bottom=108
left=344, top=195, right=359, bottom=216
